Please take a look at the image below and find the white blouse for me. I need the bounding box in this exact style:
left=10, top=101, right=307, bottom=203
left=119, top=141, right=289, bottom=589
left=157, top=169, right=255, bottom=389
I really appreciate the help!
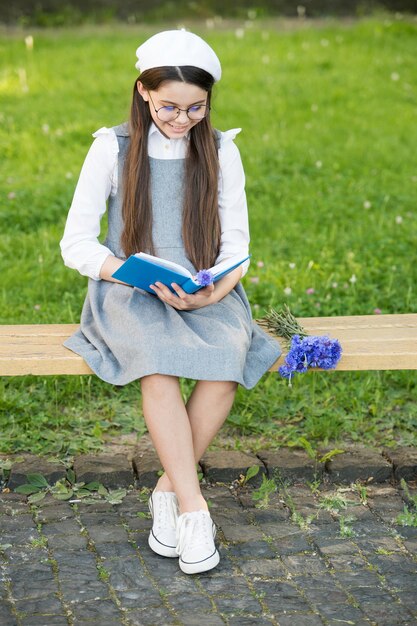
left=60, top=122, right=250, bottom=281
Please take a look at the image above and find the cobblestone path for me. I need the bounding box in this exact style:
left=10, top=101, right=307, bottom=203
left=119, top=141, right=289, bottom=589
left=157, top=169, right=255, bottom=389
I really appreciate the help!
left=1, top=447, right=417, bottom=625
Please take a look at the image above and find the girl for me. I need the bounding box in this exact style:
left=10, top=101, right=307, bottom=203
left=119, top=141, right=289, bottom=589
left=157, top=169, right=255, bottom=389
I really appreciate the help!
left=60, top=30, right=281, bottom=575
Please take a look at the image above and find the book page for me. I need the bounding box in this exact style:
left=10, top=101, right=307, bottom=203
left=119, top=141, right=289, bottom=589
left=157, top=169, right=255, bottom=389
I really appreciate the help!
left=210, top=252, right=250, bottom=277
left=135, top=252, right=193, bottom=278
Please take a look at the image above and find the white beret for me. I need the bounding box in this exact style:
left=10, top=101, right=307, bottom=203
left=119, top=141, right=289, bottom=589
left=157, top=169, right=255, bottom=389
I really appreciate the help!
left=135, top=30, right=222, bottom=82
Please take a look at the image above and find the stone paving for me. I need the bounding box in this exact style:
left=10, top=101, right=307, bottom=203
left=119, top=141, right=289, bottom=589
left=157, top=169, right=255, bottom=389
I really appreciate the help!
left=1, top=444, right=417, bottom=625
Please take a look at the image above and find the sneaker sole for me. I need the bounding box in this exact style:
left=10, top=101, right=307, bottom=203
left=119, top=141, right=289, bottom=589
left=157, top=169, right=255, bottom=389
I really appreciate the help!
left=148, top=531, right=178, bottom=558
left=179, top=549, right=220, bottom=575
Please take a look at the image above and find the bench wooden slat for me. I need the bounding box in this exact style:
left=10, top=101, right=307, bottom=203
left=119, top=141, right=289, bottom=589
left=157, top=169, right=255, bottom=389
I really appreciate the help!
left=0, top=315, right=416, bottom=376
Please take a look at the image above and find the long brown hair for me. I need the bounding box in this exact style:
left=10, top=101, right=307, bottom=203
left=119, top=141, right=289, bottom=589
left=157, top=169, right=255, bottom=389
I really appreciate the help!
left=121, top=66, right=221, bottom=270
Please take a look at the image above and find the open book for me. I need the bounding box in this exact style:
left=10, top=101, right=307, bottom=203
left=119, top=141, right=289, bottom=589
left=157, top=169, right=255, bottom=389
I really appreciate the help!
left=112, top=251, right=250, bottom=294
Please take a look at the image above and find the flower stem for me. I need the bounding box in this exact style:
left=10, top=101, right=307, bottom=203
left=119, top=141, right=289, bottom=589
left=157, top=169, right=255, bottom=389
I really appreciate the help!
left=259, top=304, right=308, bottom=341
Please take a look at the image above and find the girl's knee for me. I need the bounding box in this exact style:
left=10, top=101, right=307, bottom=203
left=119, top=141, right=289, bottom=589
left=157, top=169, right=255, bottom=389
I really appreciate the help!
left=141, top=373, right=179, bottom=395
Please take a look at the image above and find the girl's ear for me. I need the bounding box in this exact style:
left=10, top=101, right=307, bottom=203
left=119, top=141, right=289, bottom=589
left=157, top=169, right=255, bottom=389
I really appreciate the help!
left=137, top=81, right=148, bottom=100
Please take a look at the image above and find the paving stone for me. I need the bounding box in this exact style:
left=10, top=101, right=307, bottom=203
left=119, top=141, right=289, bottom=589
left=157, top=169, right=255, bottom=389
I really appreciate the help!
left=14, top=595, right=64, bottom=616
left=397, top=525, right=417, bottom=540
left=200, top=574, right=251, bottom=595
left=126, top=606, right=176, bottom=625
left=167, top=592, right=213, bottom=613
left=219, top=523, right=265, bottom=543
left=0, top=492, right=27, bottom=512
left=71, top=599, right=122, bottom=620
left=105, top=556, right=149, bottom=591
left=316, top=603, right=367, bottom=622
left=326, top=621, right=369, bottom=626
left=35, top=502, right=75, bottom=524
left=46, top=532, right=88, bottom=550
left=383, top=447, right=417, bottom=481
left=74, top=454, right=134, bottom=489
left=41, top=519, right=82, bottom=536
left=238, top=558, right=287, bottom=578
left=78, top=512, right=122, bottom=527
left=200, top=450, right=265, bottom=485
left=252, top=580, right=311, bottom=613
left=117, top=586, right=162, bottom=608
left=132, top=447, right=162, bottom=488
left=366, top=551, right=417, bottom=575
left=7, top=562, right=57, bottom=599
left=20, top=616, right=68, bottom=626
left=6, top=455, right=66, bottom=490
left=348, top=587, right=395, bottom=605
left=56, top=560, right=99, bottom=583
left=226, top=539, right=276, bottom=559
left=180, top=614, right=226, bottom=626
left=206, top=485, right=244, bottom=510
left=361, top=600, right=414, bottom=624
left=4, top=545, right=50, bottom=566
left=138, top=544, right=182, bottom=575
left=249, top=507, right=290, bottom=523
left=60, top=578, right=110, bottom=603
left=354, top=534, right=403, bottom=554
left=228, top=618, right=274, bottom=626
left=0, top=527, right=40, bottom=547
left=396, top=590, right=417, bottom=611
left=325, top=553, right=367, bottom=571
left=273, top=615, right=324, bottom=626
left=272, top=533, right=312, bottom=555
left=258, top=448, right=321, bottom=483
left=214, top=593, right=263, bottom=614
left=94, top=541, right=138, bottom=560
left=156, top=573, right=200, bottom=594
left=298, top=583, right=349, bottom=605
left=0, top=514, right=36, bottom=531
left=281, top=554, right=329, bottom=575
left=76, top=500, right=116, bottom=514
left=311, top=536, right=359, bottom=556
left=403, top=538, right=417, bottom=554
left=325, top=446, right=392, bottom=483
left=260, top=522, right=307, bottom=540
left=69, top=622, right=116, bottom=626
left=0, top=602, right=18, bottom=626
left=85, top=523, right=130, bottom=544
left=123, top=513, right=152, bottom=531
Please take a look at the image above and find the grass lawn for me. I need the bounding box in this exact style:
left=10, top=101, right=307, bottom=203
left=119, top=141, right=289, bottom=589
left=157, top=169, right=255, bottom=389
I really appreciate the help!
left=1, top=15, right=416, bottom=458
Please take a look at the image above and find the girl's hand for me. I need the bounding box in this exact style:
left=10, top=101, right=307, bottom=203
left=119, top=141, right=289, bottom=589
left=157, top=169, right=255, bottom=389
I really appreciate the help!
left=149, top=282, right=215, bottom=310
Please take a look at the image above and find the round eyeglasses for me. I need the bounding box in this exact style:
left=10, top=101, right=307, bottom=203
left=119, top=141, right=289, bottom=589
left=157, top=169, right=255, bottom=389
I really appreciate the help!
left=147, top=91, right=210, bottom=122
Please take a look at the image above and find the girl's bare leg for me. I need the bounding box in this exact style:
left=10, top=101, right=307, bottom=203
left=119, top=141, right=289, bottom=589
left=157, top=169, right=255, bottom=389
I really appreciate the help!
left=141, top=374, right=207, bottom=513
left=155, top=380, right=237, bottom=494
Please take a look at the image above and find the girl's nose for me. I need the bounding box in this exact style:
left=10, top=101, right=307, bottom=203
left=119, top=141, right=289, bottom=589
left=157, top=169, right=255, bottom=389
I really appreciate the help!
left=176, top=109, right=189, bottom=123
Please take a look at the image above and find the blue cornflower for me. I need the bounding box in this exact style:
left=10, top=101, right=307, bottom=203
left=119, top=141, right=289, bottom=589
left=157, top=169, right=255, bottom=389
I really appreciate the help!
left=279, top=334, right=342, bottom=382
left=195, top=269, right=214, bottom=287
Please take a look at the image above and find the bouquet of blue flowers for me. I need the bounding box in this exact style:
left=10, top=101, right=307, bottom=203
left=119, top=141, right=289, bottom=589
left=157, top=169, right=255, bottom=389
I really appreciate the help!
left=259, top=305, right=342, bottom=384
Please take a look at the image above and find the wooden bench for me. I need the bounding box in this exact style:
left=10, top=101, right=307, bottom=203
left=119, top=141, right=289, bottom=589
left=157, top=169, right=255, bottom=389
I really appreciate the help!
left=1, top=314, right=416, bottom=376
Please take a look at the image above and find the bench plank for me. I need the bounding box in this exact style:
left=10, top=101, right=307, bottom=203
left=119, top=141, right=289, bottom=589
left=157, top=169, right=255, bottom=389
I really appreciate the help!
left=0, top=314, right=416, bottom=376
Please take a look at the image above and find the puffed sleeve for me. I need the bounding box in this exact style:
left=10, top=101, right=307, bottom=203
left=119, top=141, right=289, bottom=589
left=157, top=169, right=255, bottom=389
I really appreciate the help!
left=217, top=128, right=250, bottom=276
left=59, top=127, right=119, bottom=280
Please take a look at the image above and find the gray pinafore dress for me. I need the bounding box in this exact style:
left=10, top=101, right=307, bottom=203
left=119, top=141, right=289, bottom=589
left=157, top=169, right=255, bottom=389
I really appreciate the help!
left=64, top=124, right=281, bottom=388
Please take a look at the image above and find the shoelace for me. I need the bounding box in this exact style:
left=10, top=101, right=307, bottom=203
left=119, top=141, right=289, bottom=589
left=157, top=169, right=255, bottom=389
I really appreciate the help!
left=176, top=511, right=216, bottom=555
left=150, top=492, right=179, bottom=531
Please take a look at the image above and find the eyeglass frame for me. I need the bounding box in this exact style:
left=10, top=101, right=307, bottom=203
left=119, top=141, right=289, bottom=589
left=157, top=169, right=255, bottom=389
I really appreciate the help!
left=146, top=90, right=210, bottom=121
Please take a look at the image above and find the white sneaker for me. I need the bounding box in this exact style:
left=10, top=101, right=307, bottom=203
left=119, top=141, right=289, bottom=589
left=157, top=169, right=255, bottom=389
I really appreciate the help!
left=148, top=490, right=179, bottom=558
left=176, top=510, right=220, bottom=574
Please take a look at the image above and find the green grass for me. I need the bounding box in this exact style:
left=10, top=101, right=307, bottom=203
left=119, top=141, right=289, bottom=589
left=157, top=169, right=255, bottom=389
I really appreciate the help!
left=1, top=16, right=416, bottom=457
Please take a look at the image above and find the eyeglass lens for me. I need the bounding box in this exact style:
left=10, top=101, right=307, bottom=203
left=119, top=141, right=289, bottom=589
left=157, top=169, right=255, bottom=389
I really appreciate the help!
left=157, top=105, right=209, bottom=121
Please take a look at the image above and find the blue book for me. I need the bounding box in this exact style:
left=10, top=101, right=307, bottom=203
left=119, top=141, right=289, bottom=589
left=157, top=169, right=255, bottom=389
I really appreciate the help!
left=112, top=251, right=250, bottom=294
